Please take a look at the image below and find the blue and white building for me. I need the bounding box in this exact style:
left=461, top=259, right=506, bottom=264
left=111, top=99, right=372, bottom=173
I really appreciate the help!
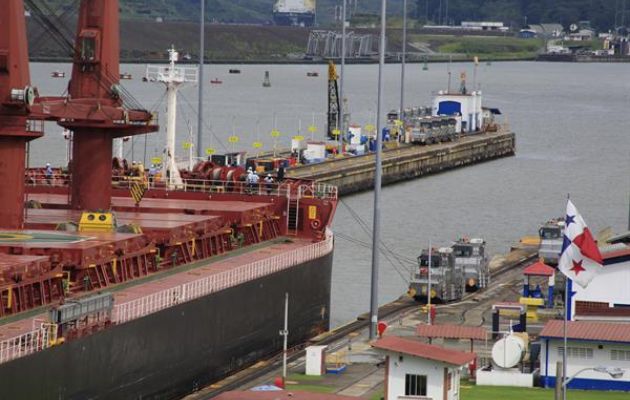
left=540, top=320, right=630, bottom=391
left=432, top=90, right=483, bottom=133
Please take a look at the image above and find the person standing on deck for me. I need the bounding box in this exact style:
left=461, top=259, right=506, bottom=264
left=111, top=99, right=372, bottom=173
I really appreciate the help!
left=264, top=174, right=274, bottom=195
left=44, top=163, right=53, bottom=185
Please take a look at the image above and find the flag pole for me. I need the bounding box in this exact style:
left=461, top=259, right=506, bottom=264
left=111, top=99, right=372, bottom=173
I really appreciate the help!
left=562, top=277, right=568, bottom=400
left=562, top=194, right=569, bottom=400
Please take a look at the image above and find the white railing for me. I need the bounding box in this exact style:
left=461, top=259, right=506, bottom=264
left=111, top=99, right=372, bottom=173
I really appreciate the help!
left=299, top=183, right=338, bottom=200
left=112, top=229, right=334, bottom=324
left=25, top=173, right=339, bottom=201
left=0, top=324, right=56, bottom=365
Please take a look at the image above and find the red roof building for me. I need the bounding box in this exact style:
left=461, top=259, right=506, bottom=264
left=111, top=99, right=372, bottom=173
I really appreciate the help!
left=539, top=320, right=630, bottom=391
left=416, top=324, right=487, bottom=341
left=540, top=320, right=630, bottom=343
left=522, top=261, right=555, bottom=277
left=373, top=336, right=475, bottom=400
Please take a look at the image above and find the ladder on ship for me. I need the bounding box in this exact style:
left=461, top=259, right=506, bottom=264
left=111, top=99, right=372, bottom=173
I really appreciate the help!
left=286, top=191, right=299, bottom=236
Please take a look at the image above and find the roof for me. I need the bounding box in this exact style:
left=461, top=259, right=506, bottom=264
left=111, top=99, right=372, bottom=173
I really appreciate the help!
left=372, top=335, right=476, bottom=366
left=540, top=320, right=630, bottom=343
left=416, top=324, right=487, bottom=341
left=214, top=391, right=357, bottom=400
left=523, top=261, right=555, bottom=277
left=608, top=231, right=630, bottom=245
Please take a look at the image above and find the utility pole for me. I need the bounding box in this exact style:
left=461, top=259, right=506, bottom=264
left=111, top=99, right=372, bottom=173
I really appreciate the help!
left=369, top=0, right=387, bottom=340
left=339, top=0, right=347, bottom=152
left=400, top=0, right=407, bottom=119
left=427, top=242, right=432, bottom=324
left=197, top=0, right=205, bottom=159
left=280, top=292, right=289, bottom=381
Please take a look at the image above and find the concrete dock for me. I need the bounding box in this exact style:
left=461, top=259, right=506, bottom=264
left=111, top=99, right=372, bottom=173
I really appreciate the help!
left=184, top=241, right=548, bottom=399
left=287, top=130, right=515, bottom=195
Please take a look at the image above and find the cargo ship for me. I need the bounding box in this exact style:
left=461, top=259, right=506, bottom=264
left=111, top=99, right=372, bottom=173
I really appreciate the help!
left=0, top=1, right=337, bottom=399
left=273, top=0, right=316, bottom=27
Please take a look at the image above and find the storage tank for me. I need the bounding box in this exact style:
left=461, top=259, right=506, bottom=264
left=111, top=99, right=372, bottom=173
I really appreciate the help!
left=491, top=333, right=527, bottom=369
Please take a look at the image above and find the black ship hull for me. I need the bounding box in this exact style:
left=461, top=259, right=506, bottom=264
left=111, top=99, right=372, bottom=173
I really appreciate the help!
left=0, top=251, right=333, bottom=400
left=273, top=12, right=315, bottom=27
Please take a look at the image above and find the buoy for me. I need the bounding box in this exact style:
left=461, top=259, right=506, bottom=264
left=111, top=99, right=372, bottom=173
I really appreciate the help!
left=262, top=71, right=271, bottom=87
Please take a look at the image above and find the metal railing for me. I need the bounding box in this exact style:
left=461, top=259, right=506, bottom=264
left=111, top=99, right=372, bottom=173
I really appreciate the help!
left=112, top=229, right=333, bottom=324
left=0, top=324, right=56, bottom=365
left=25, top=173, right=339, bottom=201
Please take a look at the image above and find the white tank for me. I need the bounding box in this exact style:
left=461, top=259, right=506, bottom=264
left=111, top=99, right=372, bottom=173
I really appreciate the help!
left=492, top=334, right=526, bottom=369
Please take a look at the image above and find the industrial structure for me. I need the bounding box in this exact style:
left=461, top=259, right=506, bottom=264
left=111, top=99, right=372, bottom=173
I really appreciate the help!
left=306, top=30, right=376, bottom=59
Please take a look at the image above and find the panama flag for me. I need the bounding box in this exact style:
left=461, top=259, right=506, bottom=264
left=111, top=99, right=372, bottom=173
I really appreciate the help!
left=558, top=200, right=603, bottom=288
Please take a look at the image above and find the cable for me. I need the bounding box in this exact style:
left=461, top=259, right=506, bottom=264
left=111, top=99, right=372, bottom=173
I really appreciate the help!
left=178, top=91, right=229, bottom=152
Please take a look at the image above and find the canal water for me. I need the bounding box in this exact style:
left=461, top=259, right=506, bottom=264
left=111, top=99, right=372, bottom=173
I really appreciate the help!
left=29, top=61, right=629, bottom=327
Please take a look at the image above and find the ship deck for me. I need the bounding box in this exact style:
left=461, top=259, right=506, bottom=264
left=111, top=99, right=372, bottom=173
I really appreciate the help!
left=28, top=193, right=275, bottom=222
left=0, top=234, right=319, bottom=339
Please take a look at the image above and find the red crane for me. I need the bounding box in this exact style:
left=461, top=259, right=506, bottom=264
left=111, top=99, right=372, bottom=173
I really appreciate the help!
left=0, top=0, right=42, bottom=229
left=0, top=0, right=158, bottom=230
left=28, top=0, right=158, bottom=211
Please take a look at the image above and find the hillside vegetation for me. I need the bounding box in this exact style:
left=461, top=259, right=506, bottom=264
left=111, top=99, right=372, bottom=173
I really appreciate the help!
left=31, top=0, right=619, bottom=31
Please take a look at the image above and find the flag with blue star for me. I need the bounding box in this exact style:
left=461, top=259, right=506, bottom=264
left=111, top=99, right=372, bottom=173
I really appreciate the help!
left=558, top=200, right=603, bottom=288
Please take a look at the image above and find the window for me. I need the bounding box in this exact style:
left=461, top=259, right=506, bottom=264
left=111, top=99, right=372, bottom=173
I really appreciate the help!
left=405, top=374, right=427, bottom=397
left=558, top=347, right=593, bottom=359
left=611, top=349, right=630, bottom=361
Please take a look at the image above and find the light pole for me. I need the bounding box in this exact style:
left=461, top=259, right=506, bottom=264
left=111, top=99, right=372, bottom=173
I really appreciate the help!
left=369, top=0, right=387, bottom=340
left=400, top=0, right=407, bottom=119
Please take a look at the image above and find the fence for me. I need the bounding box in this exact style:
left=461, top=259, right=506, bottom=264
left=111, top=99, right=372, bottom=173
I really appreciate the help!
left=112, top=229, right=333, bottom=324
left=0, top=324, right=56, bottom=365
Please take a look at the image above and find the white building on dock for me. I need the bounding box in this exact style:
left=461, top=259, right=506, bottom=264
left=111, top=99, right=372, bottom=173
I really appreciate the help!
left=539, top=320, right=630, bottom=391
left=433, top=90, right=483, bottom=133
left=373, top=335, right=476, bottom=400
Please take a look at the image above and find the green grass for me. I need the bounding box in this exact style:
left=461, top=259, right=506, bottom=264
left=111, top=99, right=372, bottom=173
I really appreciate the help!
left=284, top=384, right=336, bottom=393
left=461, top=384, right=629, bottom=400
left=369, top=384, right=629, bottom=400
left=287, top=373, right=325, bottom=382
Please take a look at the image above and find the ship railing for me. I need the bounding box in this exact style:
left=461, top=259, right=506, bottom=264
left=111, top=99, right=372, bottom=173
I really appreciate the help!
left=24, top=173, right=338, bottom=201
left=0, top=324, right=55, bottom=365
left=25, top=172, right=71, bottom=188
left=112, top=228, right=333, bottom=325
left=297, top=183, right=338, bottom=200
left=112, top=177, right=293, bottom=197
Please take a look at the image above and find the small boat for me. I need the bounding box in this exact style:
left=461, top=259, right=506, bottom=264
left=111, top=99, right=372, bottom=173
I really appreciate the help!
left=306, top=72, right=319, bottom=77
left=120, top=72, right=132, bottom=80
left=51, top=70, right=65, bottom=78
left=229, top=68, right=241, bottom=74
left=210, top=78, right=223, bottom=84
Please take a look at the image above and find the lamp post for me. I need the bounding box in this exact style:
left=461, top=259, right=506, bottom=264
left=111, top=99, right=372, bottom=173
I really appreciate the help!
left=562, top=366, right=624, bottom=398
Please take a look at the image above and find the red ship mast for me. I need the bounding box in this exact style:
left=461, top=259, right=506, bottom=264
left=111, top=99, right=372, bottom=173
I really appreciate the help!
left=0, top=0, right=41, bottom=229
left=0, top=0, right=158, bottom=228
left=28, top=0, right=158, bottom=211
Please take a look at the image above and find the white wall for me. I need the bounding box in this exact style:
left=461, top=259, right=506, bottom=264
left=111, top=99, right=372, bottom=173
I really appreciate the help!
left=541, top=339, right=630, bottom=383
left=432, top=92, right=483, bottom=133
left=572, top=258, right=630, bottom=319
left=476, top=369, right=535, bottom=387
left=384, top=351, right=462, bottom=400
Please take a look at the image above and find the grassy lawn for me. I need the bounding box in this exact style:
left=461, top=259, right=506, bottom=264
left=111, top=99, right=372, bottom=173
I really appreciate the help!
left=284, top=384, right=336, bottom=393
left=368, top=384, right=629, bottom=400
left=461, top=384, right=629, bottom=400
left=407, top=34, right=542, bottom=60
